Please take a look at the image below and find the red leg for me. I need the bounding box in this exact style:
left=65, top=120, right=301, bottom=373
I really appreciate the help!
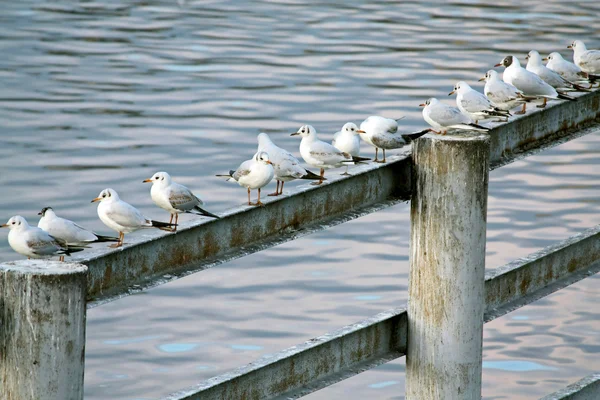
left=269, top=180, right=280, bottom=196
left=279, top=181, right=285, bottom=195
left=247, top=188, right=251, bottom=205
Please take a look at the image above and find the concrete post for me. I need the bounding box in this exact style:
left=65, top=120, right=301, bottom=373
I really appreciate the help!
left=0, top=260, right=88, bottom=400
left=406, top=133, right=489, bottom=400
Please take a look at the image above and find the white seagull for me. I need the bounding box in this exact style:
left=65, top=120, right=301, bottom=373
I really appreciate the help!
left=420, top=98, right=489, bottom=135
left=216, top=151, right=275, bottom=206
left=143, top=171, right=219, bottom=230
left=38, top=207, right=119, bottom=245
left=448, top=81, right=510, bottom=123
left=2, top=215, right=85, bottom=261
left=291, top=125, right=369, bottom=184
left=544, top=52, right=594, bottom=87
left=257, top=132, right=322, bottom=195
left=495, top=55, right=575, bottom=108
left=332, top=122, right=363, bottom=173
left=358, top=117, right=429, bottom=163
left=568, top=40, right=600, bottom=75
left=91, top=188, right=176, bottom=247
left=525, top=50, right=589, bottom=92
left=479, top=70, right=529, bottom=115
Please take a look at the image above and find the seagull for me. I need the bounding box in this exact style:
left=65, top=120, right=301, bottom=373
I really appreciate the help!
left=358, top=117, right=429, bottom=163
left=2, top=215, right=85, bottom=261
left=420, top=98, right=489, bottom=135
left=568, top=40, right=600, bottom=75
left=257, top=132, right=322, bottom=195
left=38, top=207, right=119, bottom=245
left=544, top=52, right=594, bottom=87
left=332, top=122, right=363, bottom=173
left=479, top=70, right=529, bottom=115
left=525, top=50, right=589, bottom=92
left=495, top=55, right=575, bottom=108
left=448, top=81, right=510, bottom=123
left=143, top=171, right=219, bottom=230
left=291, top=125, right=369, bottom=184
left=216, top=151, right=275, bottom=206
left=91, top=188, right=176, bottom=247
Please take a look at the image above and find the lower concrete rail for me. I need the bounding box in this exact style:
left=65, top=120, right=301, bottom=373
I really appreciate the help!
left=66, top=89, right=599, bottom=304
left=164, top=225, right=600, bottom=400
left=540, top=373, right=600, bottom=400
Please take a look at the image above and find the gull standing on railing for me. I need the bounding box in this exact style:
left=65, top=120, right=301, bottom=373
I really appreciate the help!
left=291, top=125, right=369, bottom=185
left=495, top=55, right=575, bottom=108
left=332, top=122, right=363, bottom=173
left=216, top=151, right=275, bottom=206
left=420, top=98, right=489, bottom=135
left=544, top=52, right=595, bottom=87
left=91, top=188, right=176, bottom=247
left=38, top=206, right=119, bottom=245
left=257, top=132, right=322, bottom=195
left=480, top=70, right=529, bottom=115
left=143, top=171, right=220, bottom=231
left=449, top=81, right=510, bottom=123
left=358, top=117, right=429, bottom=163
left=568, top=40, right=600, bottom=76
left=2, top=215, right=85, bottom=261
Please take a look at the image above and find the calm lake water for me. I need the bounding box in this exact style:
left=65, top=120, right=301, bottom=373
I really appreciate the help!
left=1, top=0, right=599, bottom=399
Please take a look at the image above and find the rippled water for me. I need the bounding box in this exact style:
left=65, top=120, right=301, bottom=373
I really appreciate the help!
left=1, top=1, right=599, bottom=399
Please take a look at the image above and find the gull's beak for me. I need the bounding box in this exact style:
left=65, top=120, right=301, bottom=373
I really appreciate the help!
left=290, top=132, right=300, bottom=136
left=494, top=63, right=502, bottom=67
left=542, top=57, right=548, bottom=61
left=356, top=129, right=365, bottom=134
left=478, top=76, right=485, bottom=82
left=266, top=161, right=273, bottom=165
left=448, top=89, right=456, bottom=96
left=143, top=179, right=152, bottom=183
left=91, top=197, right=101, bottom=203
left=37, top=211, right=42, bottom=215
left=567, top=45, right=572, bottom=49
left=1, top=224, right=8, bottom=228
left=419, top=103, right=426, bottom=107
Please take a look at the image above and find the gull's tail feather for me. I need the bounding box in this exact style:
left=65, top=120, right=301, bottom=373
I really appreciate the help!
left=452, top=123, right=489, bottom=132
left=401, top=128, right=431, bottom=143
left=300, top=169, right=324, bottom=180
left=516, top=93, right=540, bottom=102
left=216, top=170, right=236, bottom=181
left=557, top=92, right=576, bottom=101
left=572, top=82, right=592, bottom=92
left=61, top=246, right=86, bottom=256
left=348, top=155, right=370, bottom=164
left=94, top=234, right=120, bottom=243
left=151, top=220, right=178, bottom=231
left=491, top=107, right=512, bottom=117
left=191, top=206, right=220, bottom=219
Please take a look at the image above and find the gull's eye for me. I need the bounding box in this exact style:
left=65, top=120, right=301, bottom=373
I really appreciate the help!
left=351, top=127, right=355, bottom=131
left=155, top=176, right=159, bottom=180
left=11, top=221, right=15, bottom=225
left=102, top=194, right=106, bottom=198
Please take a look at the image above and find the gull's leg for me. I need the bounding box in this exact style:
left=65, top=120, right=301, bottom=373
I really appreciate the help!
left=247, top=188, right=251, bottom=205
left=279, top=181, right=285, bottom=195
left=341, top=165, right=351, bottom=176
left=173, top=214, right=178, bottom=232
left=537, top=97, right=548, bottom=108
left=311, top=168, right=325, bottom=185
left=59, top=255, right=64, bottom=262
left=252, top=188, right=264, bottom=206
left=382, top=149, right=386, bottom=163
left=268, top=180, right=280, bottom=196
left=169, top=214, right=173, bottom=225
left=374, top=148, right=379, bottom=162
left=110, top=232, right=124, bottom=248
left=441, top=130, right=448, bottom=135
left=515, top=103, right=526, bottom=115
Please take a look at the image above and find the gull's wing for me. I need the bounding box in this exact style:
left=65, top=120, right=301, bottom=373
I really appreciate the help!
left=105, top=200, right=148, bottom=228
left=233, top=159, right=253, bottom=181
left=361, top=116, right=398, bottom=134
left=169, top=184, right=200, bottom=211
left=25, top=228, right=62, bottom=255
left=309, top=140, right=350, bottom=164
left=486, top=81, right=521, bottom=103
left=433, top=103, right=472, bottom=125
left=278, top=159, right=306, bottom=179
left=512, top=70, right=556, bottom=96
left=460, top=90, right=493, bottom=113
left=580, top=50, right=600, bottom=71
left=54, top=217, right=98, bottom=243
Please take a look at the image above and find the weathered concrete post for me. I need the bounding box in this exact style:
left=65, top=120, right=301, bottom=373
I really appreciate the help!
left=0, top=260, right=88, bottom=400
left=406, top=133, right=489, bottom=400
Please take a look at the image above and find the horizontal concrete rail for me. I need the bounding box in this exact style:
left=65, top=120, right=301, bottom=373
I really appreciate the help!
left=165, top=225, right=600, bottom=400
left=540, top=373, right=600, bottom=400
left=63, top=89, right=600, bottom=304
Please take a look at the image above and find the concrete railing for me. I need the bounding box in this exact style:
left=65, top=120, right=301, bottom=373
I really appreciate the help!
left=1, top=89, right=599, bottom=400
